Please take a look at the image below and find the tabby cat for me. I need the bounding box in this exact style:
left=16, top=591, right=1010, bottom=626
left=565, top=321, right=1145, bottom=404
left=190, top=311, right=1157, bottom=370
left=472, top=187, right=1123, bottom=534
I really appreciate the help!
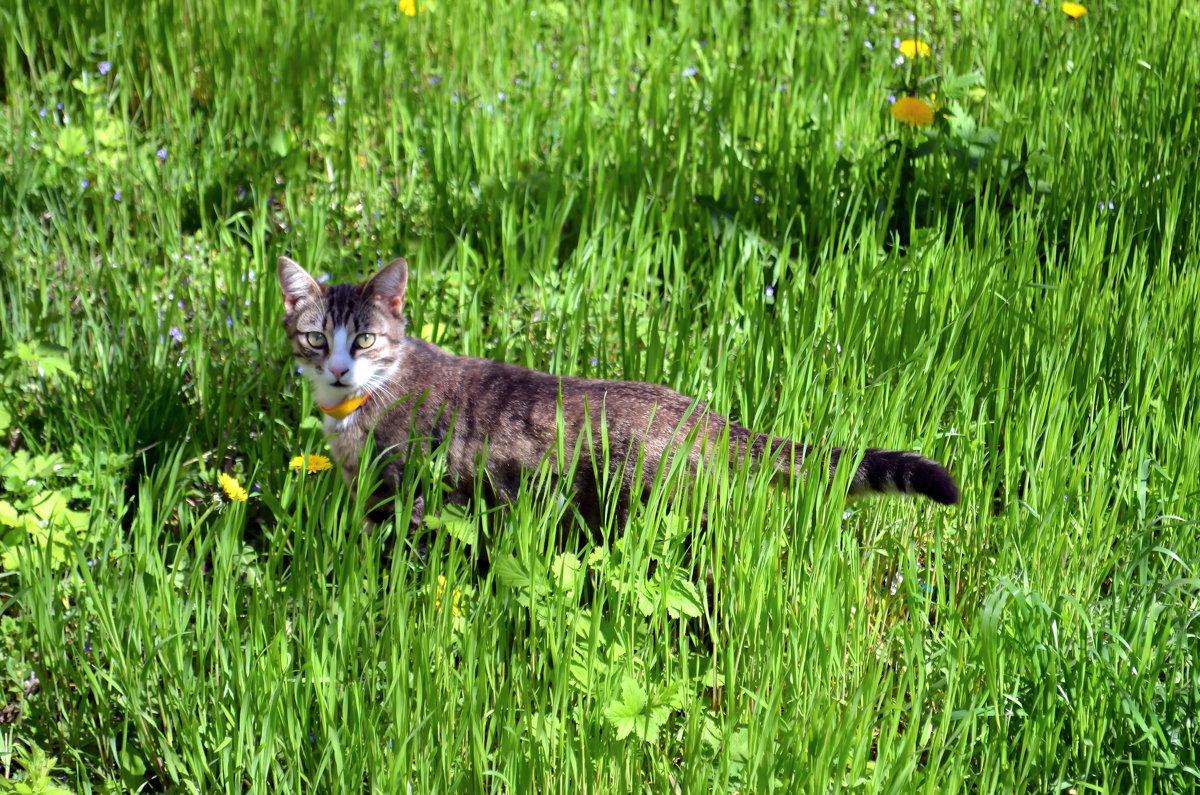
left=278, top=256, right=958, bottom=528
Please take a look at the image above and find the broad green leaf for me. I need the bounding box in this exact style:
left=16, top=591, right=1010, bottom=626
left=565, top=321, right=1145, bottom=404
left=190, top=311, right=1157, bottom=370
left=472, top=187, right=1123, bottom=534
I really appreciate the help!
left=551, top=552, right=583, bottom=594
left=56, top=126, right=88, bottom=158
left=31, top=491, right=67, bottom=521
left=663, top=576, right=704, bottom=619
left=269, top=128, right=291, bottom=157
left=604, top=676, right=649, bottom=740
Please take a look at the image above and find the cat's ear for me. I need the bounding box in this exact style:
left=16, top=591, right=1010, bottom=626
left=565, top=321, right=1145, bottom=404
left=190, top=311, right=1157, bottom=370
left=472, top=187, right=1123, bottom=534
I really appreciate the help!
left=364, top=257, right=408, bottom=319
left=278, top=256, right=321, bottom=313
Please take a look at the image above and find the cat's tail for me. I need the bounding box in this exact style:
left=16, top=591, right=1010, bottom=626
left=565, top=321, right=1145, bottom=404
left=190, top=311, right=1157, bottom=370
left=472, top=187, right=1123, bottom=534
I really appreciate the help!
left=837, top=447, right=959, bottom=505
left=737, top=430, right=959, bottom=505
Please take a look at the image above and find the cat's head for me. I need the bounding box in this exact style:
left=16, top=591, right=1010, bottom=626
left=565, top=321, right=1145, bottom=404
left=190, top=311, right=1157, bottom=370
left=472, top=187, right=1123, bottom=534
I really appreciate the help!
left=277, top=256, right=409, bottom=410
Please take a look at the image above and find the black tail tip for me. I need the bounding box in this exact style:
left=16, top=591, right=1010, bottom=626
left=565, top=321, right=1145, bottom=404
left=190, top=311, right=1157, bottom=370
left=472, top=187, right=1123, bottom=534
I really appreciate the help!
left=916, top=460, right=960, bottom=505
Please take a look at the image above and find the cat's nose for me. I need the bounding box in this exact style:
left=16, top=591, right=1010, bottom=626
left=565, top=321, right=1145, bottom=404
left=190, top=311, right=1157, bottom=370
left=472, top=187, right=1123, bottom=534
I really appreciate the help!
left=328, top=362, right=350, bottom=380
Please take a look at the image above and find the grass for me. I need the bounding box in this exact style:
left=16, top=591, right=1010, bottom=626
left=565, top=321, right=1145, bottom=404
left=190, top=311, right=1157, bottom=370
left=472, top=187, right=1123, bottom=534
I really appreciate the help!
left=1, top=0, right=1198, bottom=791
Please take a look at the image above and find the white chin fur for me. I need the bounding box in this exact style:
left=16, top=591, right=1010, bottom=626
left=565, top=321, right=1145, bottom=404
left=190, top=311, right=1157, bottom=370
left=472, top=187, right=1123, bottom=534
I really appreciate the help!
left=311, top=378, right=355, bottom=409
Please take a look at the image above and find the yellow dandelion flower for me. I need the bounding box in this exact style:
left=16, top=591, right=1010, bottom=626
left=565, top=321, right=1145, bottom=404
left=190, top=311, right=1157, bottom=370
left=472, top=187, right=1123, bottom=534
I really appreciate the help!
left=890, top=96, right=935, bottom=128
left=219, top=473, right=248, bottom=502
left=898, top=39, right=932, bottom=58
left=289, top=453, right=333, bottom=474
left=399, top=0, right=417, bottom=16
left=436, top=575, right=464, bottom=617
left=1061, top=2, right=1087, bottom=18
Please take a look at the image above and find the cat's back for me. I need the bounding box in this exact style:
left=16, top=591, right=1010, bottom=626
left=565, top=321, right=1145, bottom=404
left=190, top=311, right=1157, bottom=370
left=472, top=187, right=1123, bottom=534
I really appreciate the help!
left=401, top=337, right=696, bottom=409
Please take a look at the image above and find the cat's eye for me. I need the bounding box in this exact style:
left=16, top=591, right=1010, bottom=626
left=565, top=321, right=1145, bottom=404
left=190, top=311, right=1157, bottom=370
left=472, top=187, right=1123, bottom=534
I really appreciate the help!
left=354, top=333, right=376, bottom=349
left=305, top=332, right=327, bottom=348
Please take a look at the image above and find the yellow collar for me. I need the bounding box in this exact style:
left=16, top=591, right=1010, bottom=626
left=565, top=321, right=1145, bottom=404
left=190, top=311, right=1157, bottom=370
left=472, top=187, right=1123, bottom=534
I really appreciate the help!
left=319, top=392, right=370, bottom=419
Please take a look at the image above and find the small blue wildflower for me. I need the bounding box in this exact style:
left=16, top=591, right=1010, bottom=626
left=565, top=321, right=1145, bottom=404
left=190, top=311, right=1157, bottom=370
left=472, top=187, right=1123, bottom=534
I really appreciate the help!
left=318, top=273, right=331, bottom=283
left=336, top=96, right=346, bottom=105
left=753, top=195, right=762, bottom=203
left=609, top=87, right=617, bottom=95
left=590, top=357, right=599, bottom=367
left=908, top=12, right=917, bottom=21
left=157, top=147, right=168, bottom=162
left=226, top=314, right=234, bottom=328
left=113, top=190, right=122, bottom=201
left=887, top=94, right=897, bottom=104
left=98, top=61, right=112, bottom=75
left=867, top=3, right=876, bottom=14
left=177, top=300, right=186, bottom=310
left=497, top=91, right=506, bottom=101
left=893, top=39, right=901, bottom=49
left=57, top=102, right=63, bottom=110
left=309, top=732, right=317, bottom=744
left=81, top=179, right=90, bottom=188
left=765, top=285, right=775, bottom=298
left=835, top=140, right=843, bottom=148
left=428, top=75, right=442, bottom=85
left=169, top=326, right=184, bottom=342
left=864, top=40, right=874, bottom=49
left=39, top=107, right=47, bottom=117
left=84, top=641, right=92, bottom=654
left=682, top=66, right=698, bottom=77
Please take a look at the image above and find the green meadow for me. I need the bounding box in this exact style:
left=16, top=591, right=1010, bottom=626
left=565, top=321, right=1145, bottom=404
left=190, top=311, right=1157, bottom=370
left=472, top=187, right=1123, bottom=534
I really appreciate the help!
left=2, top=0, right=1198, bottom=791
